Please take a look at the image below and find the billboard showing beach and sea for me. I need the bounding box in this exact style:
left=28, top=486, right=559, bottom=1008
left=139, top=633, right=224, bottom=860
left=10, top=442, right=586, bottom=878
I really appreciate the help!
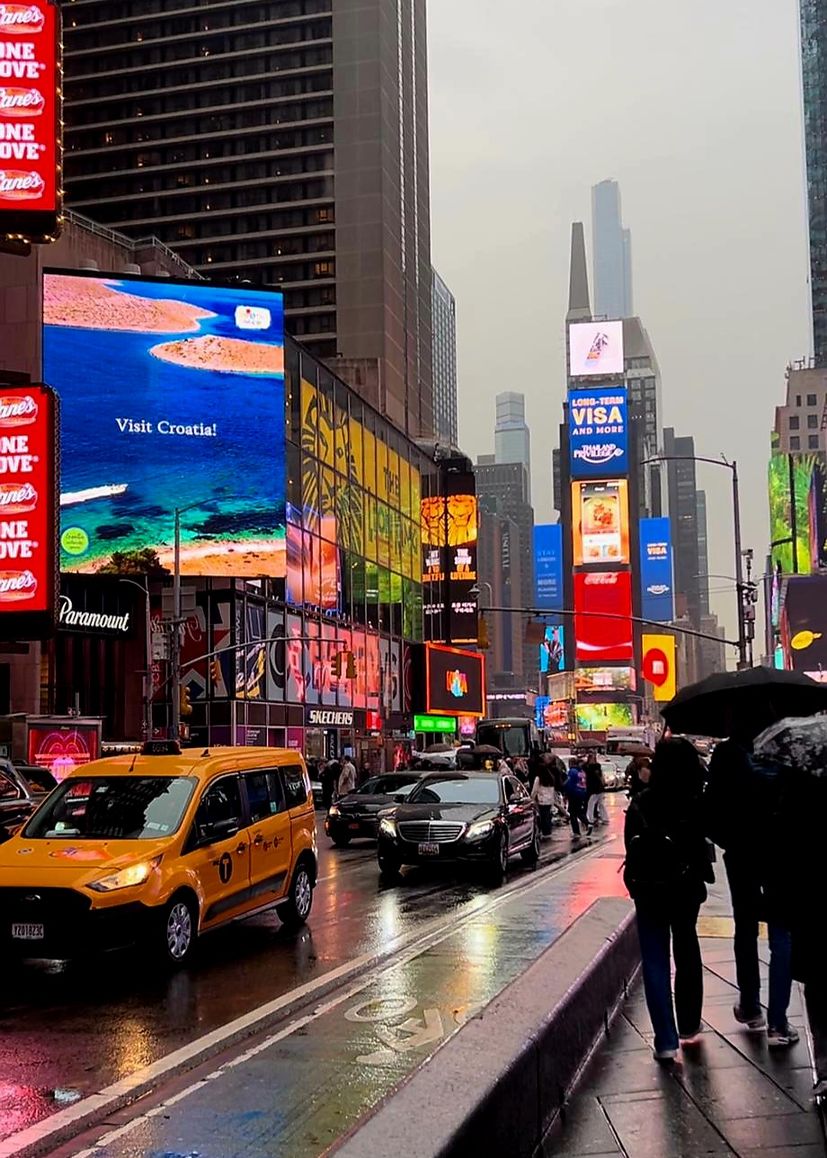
left=43, top=271, right=286, bottom=577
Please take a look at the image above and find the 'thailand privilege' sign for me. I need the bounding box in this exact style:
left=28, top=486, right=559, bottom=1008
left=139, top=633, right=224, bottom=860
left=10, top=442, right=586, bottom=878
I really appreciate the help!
left=0, top=383, right=57, bottom=635
left=0, top=0, right=61, bottom=242
left=568, top=386, right=628, bottom=478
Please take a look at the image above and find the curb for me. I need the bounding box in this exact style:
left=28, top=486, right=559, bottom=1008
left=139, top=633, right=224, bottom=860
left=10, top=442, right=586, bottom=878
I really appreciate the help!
left=330, top=896, right=640, bottom=1158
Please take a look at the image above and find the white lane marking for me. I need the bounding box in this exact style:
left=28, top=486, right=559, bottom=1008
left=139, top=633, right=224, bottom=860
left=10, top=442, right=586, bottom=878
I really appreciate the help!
left=344, top=995, right=418, bottom=1023
left=1, top=834, right=616, bottom=1158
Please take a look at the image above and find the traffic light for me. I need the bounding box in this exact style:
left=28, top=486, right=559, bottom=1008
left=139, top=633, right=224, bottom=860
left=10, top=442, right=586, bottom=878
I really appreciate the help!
left=179, top=684, right=193, bottom=717
left=331, top=652, right=343, bottom=678
left=345, top=651, right=357, bottom=679
left=209, top=660, right=221, bottom=684
left=477, top=613, right=489, bottom=650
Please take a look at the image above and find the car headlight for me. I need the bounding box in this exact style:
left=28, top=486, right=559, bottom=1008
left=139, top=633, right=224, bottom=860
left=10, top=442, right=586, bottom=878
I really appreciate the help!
left=378, top=817, right=397, bottom=837
left=328, top=804, right=341, bottom=817
left=466, top=819, right=494, bottom=841
left=88, top=857, right=161, bottom=893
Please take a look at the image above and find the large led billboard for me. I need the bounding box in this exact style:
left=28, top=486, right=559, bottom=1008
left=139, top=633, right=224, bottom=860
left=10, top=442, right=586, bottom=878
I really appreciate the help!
left=572, top=480, right=630, bottom=566
left=569, top=320, right=625, bottom=378
left=782, top=575, right=827, bottom=672
left=576, top=702, right=635, bottom=732
left=568, top=387, right=628, bottom=478
left=575, top=667, right=635, bottom=694
left=642, top=634, right=677, bottom=702
left=43, top=271, right=286, bottom=578
left=768, top=445, right=815, bottom=575
left=421, top=482, right=478, bottom=645
left=539, top=624, right=565, bottom=674
left=534, top=523, right=563, bottom=609
left=425, top=643, right=485, bottom=718
left=574, top=571, right=633, bottom=663
left=639, top=516, right=675, bottom=623
left=0, top=0, right=62, bottom=243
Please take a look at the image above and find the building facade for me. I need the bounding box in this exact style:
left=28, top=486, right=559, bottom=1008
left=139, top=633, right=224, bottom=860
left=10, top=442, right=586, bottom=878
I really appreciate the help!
left=62, top=0, right=434, bottom=438
left=591, top=179, right=634, bottom=320
left=431, top=268, right=458, bottom=445
left=494, top=391, right=531, bottom=502
left=662, top=428, right=709, bottom=630
left=773, top=363, right=827, bottom=454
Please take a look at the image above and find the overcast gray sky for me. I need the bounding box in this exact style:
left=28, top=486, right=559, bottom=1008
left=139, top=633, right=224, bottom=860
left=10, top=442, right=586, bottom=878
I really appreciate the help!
left=428, top=0, right=811, bottom=636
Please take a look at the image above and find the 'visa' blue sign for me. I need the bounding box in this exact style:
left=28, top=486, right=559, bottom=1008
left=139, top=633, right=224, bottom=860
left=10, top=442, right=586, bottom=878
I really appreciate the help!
left=534, top=523, right=563, bottom=610
left=640, top=516, right=675, bottom=623
left=568, top=386, right=628, bottom=478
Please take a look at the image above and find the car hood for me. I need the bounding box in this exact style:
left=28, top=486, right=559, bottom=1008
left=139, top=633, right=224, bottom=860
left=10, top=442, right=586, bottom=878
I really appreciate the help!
left=335, top=794, right=401, bottom=812
left=0, top=836, right=170, bottom=889
left=389, top=802, right=500, bottom=824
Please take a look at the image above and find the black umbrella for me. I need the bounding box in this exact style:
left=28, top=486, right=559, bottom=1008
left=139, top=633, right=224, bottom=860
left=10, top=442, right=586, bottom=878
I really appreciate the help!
left=660, top=667, right=827, bottom=739
left=754, top=715, right=827, bottom=778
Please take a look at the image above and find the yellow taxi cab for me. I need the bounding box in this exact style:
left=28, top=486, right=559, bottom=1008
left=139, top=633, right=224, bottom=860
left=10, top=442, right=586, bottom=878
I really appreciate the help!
left=0, top=742, right=318, bottom=967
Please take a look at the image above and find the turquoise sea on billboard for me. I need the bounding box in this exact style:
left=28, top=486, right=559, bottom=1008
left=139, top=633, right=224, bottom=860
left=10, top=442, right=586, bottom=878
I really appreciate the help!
left=43, top=273, right=286, bottom=577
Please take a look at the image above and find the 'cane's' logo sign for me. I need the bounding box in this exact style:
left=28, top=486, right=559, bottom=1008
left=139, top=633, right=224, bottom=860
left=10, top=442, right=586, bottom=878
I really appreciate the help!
left=0, top=5, right=45, bottom=33
left=0, top=394, right=37, bottom=426
left=0, top=88, right=44, bottom=117
left=0, top=170, right=44, bottom=199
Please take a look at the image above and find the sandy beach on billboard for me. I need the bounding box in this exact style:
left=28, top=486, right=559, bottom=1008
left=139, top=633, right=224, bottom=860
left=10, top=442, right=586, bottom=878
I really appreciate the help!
left=150, top=334, right=285, bottom=374
left=44, top=274, right=215, bottom=333
left=69, top=540, right=285, bottom=578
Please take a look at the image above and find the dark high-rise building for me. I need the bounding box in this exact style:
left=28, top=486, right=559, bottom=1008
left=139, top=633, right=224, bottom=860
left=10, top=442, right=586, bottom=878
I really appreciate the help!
left=494, top=392, right=531, bottom=502
left=62, top=0, right=433, bottom=437
left=663, top=428, right=703, bottom=627
left=591, top=179, right=634, bottom=320
left=431, top=268, right=458, bottom=445
left=801, top=0, right=827, bottom=365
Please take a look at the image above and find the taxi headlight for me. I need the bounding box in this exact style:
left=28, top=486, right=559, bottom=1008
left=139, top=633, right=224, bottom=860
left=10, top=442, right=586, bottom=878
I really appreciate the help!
left=466, top=819, right=494, bottom=841
left=378, top=817, right=398, bottom=838
left=88, top=856, right=162, bottom=893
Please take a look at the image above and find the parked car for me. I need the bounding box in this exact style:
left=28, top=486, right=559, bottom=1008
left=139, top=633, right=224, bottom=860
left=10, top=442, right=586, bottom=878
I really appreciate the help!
left=325, top=773, right=423, bottom=846
left=375, top=771, right=540, bottom=884
left=0, top=742, right=318, bottom=966
left=0, top=761, right=57, bottom=835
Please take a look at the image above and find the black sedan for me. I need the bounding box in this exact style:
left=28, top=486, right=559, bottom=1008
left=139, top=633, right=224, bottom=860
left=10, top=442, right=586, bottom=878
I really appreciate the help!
left=325, top=773, right=423, bottom=846
left=0, top=761, right=57, bottom=835
left=375, top=771, right=540, bottom=884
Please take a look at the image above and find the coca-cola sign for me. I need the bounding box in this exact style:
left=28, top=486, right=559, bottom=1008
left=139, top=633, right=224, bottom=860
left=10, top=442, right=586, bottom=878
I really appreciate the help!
left=0, top=0, right=60, bottom=242
left=0, top=384, right=57, bottom=636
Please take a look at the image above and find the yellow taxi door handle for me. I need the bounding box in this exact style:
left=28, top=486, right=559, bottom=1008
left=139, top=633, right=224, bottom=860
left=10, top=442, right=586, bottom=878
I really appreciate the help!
left=253, top=833, right=264, bottom=846
left=236, top=843, right=247, bottom=855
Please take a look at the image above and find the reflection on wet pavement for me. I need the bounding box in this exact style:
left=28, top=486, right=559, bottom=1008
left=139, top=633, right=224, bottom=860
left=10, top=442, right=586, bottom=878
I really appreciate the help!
left=0, top=800, right=628, bottom=1146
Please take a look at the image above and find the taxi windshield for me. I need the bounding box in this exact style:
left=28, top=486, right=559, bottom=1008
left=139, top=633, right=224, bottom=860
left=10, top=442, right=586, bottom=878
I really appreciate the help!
left=24, top=776, right=198, bottom=840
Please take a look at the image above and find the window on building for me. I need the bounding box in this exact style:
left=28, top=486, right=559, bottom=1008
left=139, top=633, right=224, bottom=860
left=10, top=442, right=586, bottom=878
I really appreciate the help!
left=810, top=435, right=820, bottom=449
left=789, top=415, right=800, bottom=430
left=809, top=413, right=819, bottom=429
left=790, top=436, right=801, bottom=450
left=796, top=395, right=802, bottom=406
left=808, top=393, right=818, bottom=406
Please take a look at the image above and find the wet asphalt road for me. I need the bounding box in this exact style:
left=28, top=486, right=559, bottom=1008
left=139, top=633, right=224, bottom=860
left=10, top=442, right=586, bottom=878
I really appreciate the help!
left=0, top=801, right=627, bottom=1145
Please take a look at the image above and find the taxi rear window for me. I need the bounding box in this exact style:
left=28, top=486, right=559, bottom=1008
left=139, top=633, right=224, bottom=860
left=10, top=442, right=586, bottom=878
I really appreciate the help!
left=24, top=776, right=198, bottom=840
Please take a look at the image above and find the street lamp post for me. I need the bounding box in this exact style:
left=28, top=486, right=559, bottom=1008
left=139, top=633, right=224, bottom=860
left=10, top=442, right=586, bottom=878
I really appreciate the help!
left=170, top=501, right=205, bottom=742
left=644, top=454, right=750, bottom=670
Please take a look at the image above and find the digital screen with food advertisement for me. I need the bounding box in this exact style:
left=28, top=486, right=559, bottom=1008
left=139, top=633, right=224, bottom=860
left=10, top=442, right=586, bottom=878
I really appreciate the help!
left=0, top=383, right=57, bottom=633
left=43, top=271, right=286, bottom=578
left=568, top=387, right=628, bottom=478
left=568, top=320, right=625, bottom=378
left=575, top=667, right=635, bottom=694
left=575, top=702, right=635, bottom=732
left=572, top=480, right=630, bottom=566
left=425, top=643, right=485, bottom=717
left=0, top=0, right=61, bottom=242
left=574, top=571, right=633, bottom=663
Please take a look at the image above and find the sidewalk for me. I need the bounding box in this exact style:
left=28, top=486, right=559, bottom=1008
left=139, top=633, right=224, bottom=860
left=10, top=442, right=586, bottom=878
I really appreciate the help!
left=546, top=881, right=826, bottom=1157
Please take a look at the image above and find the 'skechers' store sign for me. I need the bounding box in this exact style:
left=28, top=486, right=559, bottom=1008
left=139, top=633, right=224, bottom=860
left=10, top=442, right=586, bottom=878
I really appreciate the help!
left=306, top=708, right=354, bottom=728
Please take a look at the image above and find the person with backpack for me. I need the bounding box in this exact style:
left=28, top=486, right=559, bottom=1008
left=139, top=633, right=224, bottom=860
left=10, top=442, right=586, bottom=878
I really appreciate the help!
left=585, top=753, right=607, bottom=826
left=624, top=737, right=714, bottom=1061
left=705, top=728, right=797, bottom=1048
left=564, top=758, right=590, bottom=837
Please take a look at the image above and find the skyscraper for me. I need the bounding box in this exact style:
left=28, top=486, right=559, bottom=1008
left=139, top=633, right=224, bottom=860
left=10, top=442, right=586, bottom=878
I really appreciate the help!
left=591, top=180, right=634, bottom=319
left=431, top=268, right=458, bottom=445
left=800, top=1, right=827, bottom=365
left=494, top=392, right=531, bottom=501
left=663, top=428, right=702, bottom=627
left=61, top=0, right=434, bottom=437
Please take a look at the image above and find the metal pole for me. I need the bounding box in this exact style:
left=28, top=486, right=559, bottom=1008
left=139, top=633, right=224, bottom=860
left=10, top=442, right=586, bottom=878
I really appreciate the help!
left=143, top=578, right=153, bottom=740
left=171, top=507, right=182, bottom=741
left=732, top=462, right=748, bottom=669
left=788, top=453, right=799, bottom=573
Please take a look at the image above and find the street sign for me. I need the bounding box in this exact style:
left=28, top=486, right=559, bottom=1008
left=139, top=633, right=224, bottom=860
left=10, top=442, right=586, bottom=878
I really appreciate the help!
left=151, top=633, right=169, bottom=661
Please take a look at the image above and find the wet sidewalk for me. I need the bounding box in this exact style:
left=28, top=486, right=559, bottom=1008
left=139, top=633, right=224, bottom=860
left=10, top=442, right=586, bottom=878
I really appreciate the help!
left=547, top=881, right=826, bottom=1157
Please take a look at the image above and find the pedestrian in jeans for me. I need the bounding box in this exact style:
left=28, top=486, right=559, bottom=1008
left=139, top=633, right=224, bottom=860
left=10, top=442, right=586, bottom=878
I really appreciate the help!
left=585, top=755, right=607, bottom=827
left=530, top=764, right=556, bottom=836
left=706, top=732, right=797, bottom=1047
left=564, top=759, right=590, bottom=837
left=624, top=738, right=714, bottom=1061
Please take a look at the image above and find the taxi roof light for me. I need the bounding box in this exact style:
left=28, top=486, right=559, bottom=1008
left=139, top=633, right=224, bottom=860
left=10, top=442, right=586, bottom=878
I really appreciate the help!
left=141, top=741, right=182, bottom=757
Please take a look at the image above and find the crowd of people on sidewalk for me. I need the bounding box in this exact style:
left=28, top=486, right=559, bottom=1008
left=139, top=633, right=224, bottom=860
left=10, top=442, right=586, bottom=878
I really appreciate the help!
left=622, top=727, right=826, bottom=1104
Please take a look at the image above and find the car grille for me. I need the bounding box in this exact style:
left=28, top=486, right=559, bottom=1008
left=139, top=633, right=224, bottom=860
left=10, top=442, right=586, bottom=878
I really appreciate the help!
left=397, top=820, right=465, bottom=843
left=0, top=886, right=91, bottom=928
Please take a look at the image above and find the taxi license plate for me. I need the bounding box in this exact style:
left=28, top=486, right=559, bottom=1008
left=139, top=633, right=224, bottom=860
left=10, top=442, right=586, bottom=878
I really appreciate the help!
left=418, top=842, right=440, bottom=856
left=12, top=923, right=44, bottom=941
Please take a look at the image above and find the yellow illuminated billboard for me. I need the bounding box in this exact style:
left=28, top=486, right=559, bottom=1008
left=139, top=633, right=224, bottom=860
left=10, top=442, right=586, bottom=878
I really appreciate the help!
left=572, top=479, right=630, bottom=566
left=642, top=634, right=677, bottom=702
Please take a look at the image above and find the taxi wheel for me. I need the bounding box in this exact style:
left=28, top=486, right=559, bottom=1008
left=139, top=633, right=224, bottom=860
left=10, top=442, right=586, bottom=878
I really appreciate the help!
left=160, top=894, right=197, bottom=967
left=277, top=862, right=314, bottom=929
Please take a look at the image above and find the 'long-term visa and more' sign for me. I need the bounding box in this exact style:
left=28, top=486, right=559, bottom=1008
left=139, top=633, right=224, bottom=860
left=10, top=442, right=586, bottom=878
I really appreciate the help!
left=639, top=516, right=675, bottom=624
left=568, top=386, right=628, bottom=478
